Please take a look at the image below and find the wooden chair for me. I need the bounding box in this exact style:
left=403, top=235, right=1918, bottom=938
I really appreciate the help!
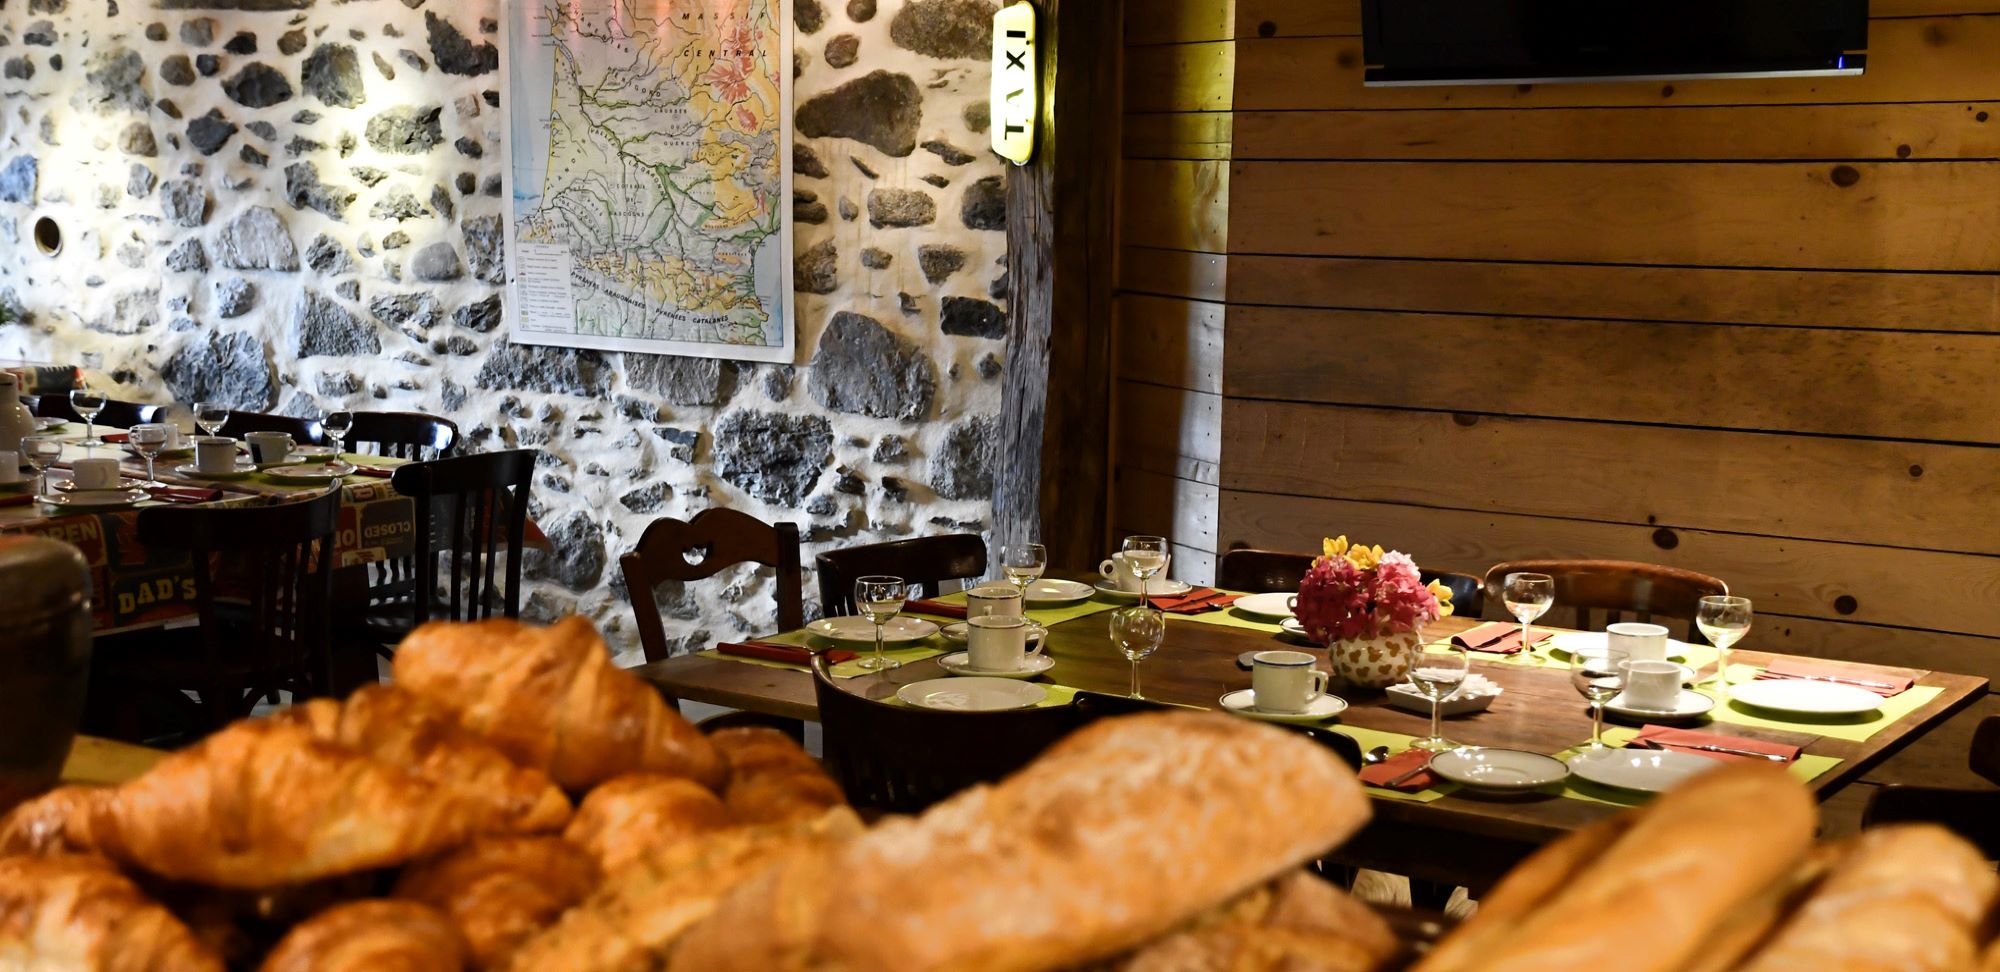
left=346, top=411, right=459, bottom=461
left=1861, top=716, right=2000, bottom=858
left=812, top=656, right=1084, bottom=814
left=218, top=410, right=323, bottom=443
left=815, top=534, right=986, bottom=617
left=1481, top=559, right=1727, bottom=639
left=622, top=509, right=805, bottom=664
left=30, top=395, right=168, bottom=430
left=1217, top=548, right=1487, bottom=618
left=90, top=489, right=339, bottom=740
left=385, top=450, right=536, bottom=627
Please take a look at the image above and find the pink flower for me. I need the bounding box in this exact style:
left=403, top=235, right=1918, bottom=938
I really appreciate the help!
left=1293, top=546, right=1441, bottom=643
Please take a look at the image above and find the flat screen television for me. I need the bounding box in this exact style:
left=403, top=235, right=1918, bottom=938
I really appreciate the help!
left=1362, top=0, right=1868, bottom=87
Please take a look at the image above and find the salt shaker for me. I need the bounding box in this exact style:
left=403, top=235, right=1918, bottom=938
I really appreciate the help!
left=0, top=536, right=92, bottom=812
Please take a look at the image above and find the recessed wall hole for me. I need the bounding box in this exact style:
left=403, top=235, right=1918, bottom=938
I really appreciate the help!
left=32, top=216, right=60, bottom=256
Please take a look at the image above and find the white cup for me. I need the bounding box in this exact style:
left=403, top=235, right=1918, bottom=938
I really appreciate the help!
left=70, top=457, right=121, bottom=490
left=1622, top=659, right=1684, bottom=710
left=0, top=452, right=18, bottom=484
left=965, top=584, right=1024, bottom=620
left=244, top=431, right=293, bottom=465
left=161, top=425, right=185, bottom=449
left=1251, top=649, right=1329, bottom=714
left=966, top=615, right=1046, bottom=672
left=1099, top=551, right=1171, bottom=594
left=195, top=436, right=238, bottom=473
left=1607, top=621, right=1670, bottom=663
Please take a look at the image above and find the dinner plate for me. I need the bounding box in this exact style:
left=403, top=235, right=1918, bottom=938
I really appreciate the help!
left=1218, top=689, right=1347, bottom=723
left=897, top=677, right=1047, bottom=712
left=1094, top=578, right=1194, bottom=600
left=124, top=445, right=195, bottom=461
left=1549, top=630, right=1692, bottom=663
left=1568, top=746, right=1719, bottom=794
left=1727, top=679, right=1882, bottom=717
left=1428, top=748, right=1570, bottom=792
left=941, top=621, right=969, bottom=642
left=808, top=616, right=940, bottom=646
left=33, top=417, right=64, bottom=431
left=1232, top=592, right=1296, bottom=619
left=937, top=651, right=1054, bottom=680
left=54, top=476, right=148, bottom=493
left=263, top=462, right=357, bottom=484
left=37, top=489, right=149, bottom=511
left=174, top=461, right=256, bottom=480
left=1604, top=689, right=1716, bottom=722
left=1024, top=578, right=1095, bottom=605
left=291, top=446, right=339, bottom=461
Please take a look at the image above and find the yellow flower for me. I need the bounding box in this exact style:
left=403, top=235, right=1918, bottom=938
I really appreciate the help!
left=1428, top=579, right=1456, bottom=617
left=1321, top=536, right=1350, bottom=560
left=1344, top=543, right=1385, bottom=572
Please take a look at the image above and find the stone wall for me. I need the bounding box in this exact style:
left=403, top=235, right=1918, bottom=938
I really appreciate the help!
left=0, top=0, right=1006, bottom=663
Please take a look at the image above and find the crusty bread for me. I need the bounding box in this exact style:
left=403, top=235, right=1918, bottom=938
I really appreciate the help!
left=1112, top=871, right=1398, bottom=972
left=667, top=711, right=1371, bottom=972
left=1413, top=814, right=1632, bottom=972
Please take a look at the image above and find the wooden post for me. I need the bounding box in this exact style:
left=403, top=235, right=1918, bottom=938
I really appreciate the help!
left=993, top=0, right=1122, bottom=571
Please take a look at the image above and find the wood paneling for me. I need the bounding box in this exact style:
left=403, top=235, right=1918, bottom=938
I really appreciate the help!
left=1120, top=160, right=1229, bottom=253
left=1125, top=111, right=1233, bottom=160
left=1118, top=380, right=1221, bottom=485
left=1120, top=247, right=1227, bottom=301
left=1229, top=160, right=2000, bottom=271
left=1223, top=0, right=2000, bottom=39
left=1127, top=0, right=1235, bottom=45
left=1126, top=41, right=1234, bottom=113
left=1117, top=468, right=1220, bottom=552
left=1117, top=294, right=1223, bottom=395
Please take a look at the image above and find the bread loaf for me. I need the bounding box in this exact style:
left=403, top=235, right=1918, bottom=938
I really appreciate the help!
left=1112, top=871, right=1398, bottom=972
left=0, top=784, right=105, bottom=856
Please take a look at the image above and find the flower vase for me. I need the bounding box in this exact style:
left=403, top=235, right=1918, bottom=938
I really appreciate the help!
left=1326, top=629, right=1423, bottom=689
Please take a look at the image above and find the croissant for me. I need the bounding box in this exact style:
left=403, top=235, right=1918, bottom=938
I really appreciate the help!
left=0, top=854, right=225, bottom=971
left=709, top=727, right=847, bottom=825
left=0, top=784, right=105, bottom=856
left=394, top=616, right=727, bottom=792
left=258, top=899, right=467, bottom=972
left=394, top=836, right=602, bottom=970
left=563, top=774, right=731, bottom=873
left=272, top=685, right=573, bottom=833
left=74, top=719, right=509, bottom=888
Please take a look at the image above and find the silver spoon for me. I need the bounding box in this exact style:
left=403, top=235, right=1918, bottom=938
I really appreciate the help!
left=1363, top=746, right=1390, bottom=765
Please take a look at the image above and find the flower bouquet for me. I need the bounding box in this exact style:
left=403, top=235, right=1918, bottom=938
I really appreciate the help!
left=1293, top=536, right=1455, bottom=688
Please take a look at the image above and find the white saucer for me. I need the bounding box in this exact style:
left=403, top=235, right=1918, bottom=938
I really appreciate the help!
left=1728, top=679, right=1882, bottom=717
left=1218, top=689, right=1347, bottom=723
left=38, top=489, right=149, bottom=510
left=1550, top=630, right=1693, bottom=664
left=1279, top=617, right=1312, bottom=640
left=1023, top=578, right=1095, bottom=605
left=897, top=677, right=1047, bottom=711
left=33, top=417, right=65, bottom=431
left=54, top=476, right=147, bottom=493
left=175, top=461, right=256, bottom=480
left=262, top=462, right=356, bottom=483
left=1095, top=578, right=1194, bottom=600
left=1605, top=689, right=1716, bottom=722
left=938, top=651, right=1054, bottom=680
left=941, top=621, right=969, bottom=642
left=808, top=615, right=940, bottom=646
left=291, top=446, right=339, bottom=461
left=1568, top=746, right=1720, bottom=794
left=1429, top=748, right=1570, bottom=792
left=1232, top=592, right=1295, bottom=619
left=252, top=455, right=308, bottom=470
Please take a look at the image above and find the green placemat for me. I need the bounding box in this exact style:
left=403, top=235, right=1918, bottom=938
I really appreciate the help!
left=695, top=648, right=809, bottom=673
left=1548, top=727, right=1844, bottom=807
left=929, top=588, right=1122, bottom=626
left=1175, top=606, right=1292, bottom=633
left=1701, top=672, right=1943, bottom=743
left=1338, top=724, right=1458, bottom=804
left=883, top=682, right=1079, bottom=709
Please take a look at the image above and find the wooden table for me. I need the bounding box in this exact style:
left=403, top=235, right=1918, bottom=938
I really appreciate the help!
left=636, top=610, right=1987, bottom=889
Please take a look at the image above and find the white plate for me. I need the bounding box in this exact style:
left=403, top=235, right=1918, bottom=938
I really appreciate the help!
left=808, top=616, right=940, bottom=646
left=1429, top=748, right=1570, bottom=792
left=252, top=455, right=308, bottom=470
left=897, top=677, right=1047, bottom=711
left=54, top=476, right=147, bottom=493
left=262, top=462, right=356, bottom=483
left=1550, top=630, right=1692, bottom=663
left=1568, top=746, right=1720, bottom=794
left=1727, top=679, right=1883, bottom=717
left=291, top=446, right=339, bottom=461
left=124, top=444, right=195, bottom=460
left=1218, top=688, right=1348, bottom=723
left=1094, top=578, right=1193, bottom=600
left=1024, top=578, right=1095, bottom=605
left=938, top=651, right=1054, bottom=680
left=1233, top=592, right=1296, bottom=619
left=37, top=489, right=149, bottom=511
left=941, top=621, right=969, bottom=642
left=1605, top=689, right=1716, bottom=722
left=174, top=461, right=256, bottom=481
left=33, top=417, right=65, bottom=431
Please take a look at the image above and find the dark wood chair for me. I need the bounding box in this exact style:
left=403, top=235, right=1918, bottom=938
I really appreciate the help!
left=1861, top=716, right=2000, bottom=858
left=816, top=534, right=987, bottom=617
left=622, top=508, right=804, bottom=664
left=1481, top=559, right=1727, bottom=639
left=812, top=656, right=1084, bottom=814
left=346, top=411, right=459, bottom=461
left=385, top=450, right=537, bottom=627
left=30, top=395, right=168, bottom=430
left=90, top=489, right=339, bottom=741
left=1218, top=548, right=1487, bottom=618
left=218, top=410, right=323, bottom=443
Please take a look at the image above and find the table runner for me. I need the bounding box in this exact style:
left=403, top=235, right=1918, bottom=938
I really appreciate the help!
left=1550, top=726, right=1844, bottom=807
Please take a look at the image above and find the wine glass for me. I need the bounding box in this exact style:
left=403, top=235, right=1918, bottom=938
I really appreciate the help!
left=1122, top=535, right=1168, bottom=602
left=1410, top=645, right=1470, bottom=751
left=193, top=401, right=230, bottom=439
left=19, top=434, right=62, bottom=496
left=1696, top=595, right=1753, bottom=689
left=1570, top=647, right=1629, bottom=751
left=68, top=384, right=107, bottom=447
left=128, top=423, right=170, bottom=487
left=1110, top=605, right=1166, bottom=699
left=322, top=410, right=354, bottom=460
left=1000, top=542, right=1047, bottom=596
left=854, top=575, right=907, bottom=672
left=1502, top=572, right=1555, bottom=653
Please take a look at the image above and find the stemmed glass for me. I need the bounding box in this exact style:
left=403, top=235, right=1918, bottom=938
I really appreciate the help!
left=68, top=384, right=107, bottom=447
left=19, top=434, right=62, bottom=496
left=1570, top=647, right=1630, bottom=751
left=1410, top=645, right=1470, bottom=751
left=322, top=410, right=354, bottom=460
left=854, top=575, right=907, bottom=672
left=1110, top=605, right=1165, bottom=699
left=1122, top=535, right=1168, bottom=603
left=193, top=402, right=230, bottom=439
left=1696, top=595, right=1754, bottom=689
left=1000, top=542, right=1047, bottom=597
left=128, top=423, right=170, bottom=487
left=1502, top=572, right=1555, bottom=653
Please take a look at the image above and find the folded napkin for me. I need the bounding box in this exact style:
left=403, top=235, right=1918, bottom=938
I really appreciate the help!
left=351, top=465, right=397, bottom=478
left=1451, top=621, right=1547, bottom=655
left=100, top=432, right=129, bottom=444
left=147, top=485, right=222, bottom=504
left=904, top=597, right=967, bottom=620
left=1358, top=749, right=1438, bottom=792
left=1149, top=588, right=1240, bottom=614
left=1755, top=658, right=1911, bottom=697
left=0, top=492, right=33, bottom=508
left=716, top=641, right=857, bottom=665
left=1627, top=724, right=1800, bottom=764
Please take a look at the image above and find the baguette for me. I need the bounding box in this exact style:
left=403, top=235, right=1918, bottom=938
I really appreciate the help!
left=1112, top=871, right=1399, bottom=972
left=667, top=711, right=1371, bottom=972
left=1412, top=814, right=1633, bottom=972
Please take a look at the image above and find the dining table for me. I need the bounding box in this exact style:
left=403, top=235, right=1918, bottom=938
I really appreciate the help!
left=634, top=585, right=1989, bottom=891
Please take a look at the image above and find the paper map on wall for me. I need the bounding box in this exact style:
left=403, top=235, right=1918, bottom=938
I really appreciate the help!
left=501, top=0, right=794, bottom=362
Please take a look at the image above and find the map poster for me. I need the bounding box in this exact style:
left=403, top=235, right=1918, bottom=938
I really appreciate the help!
left=501, top=0, right=795, bottom=363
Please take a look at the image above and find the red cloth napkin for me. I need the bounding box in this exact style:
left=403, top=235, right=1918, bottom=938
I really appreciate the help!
left=351, top=465, right=397, bottom=478
left=0, top=492, right=33, bottom=508
left=1359, top=750, right=1438, bottom=792
left=716, top=642, right=857, bottom=666
left=1755, top=659, right=1911, bottom=698
left=1627, top=724, right=1800, bottom=764
left=100, top=432, right=129, bottom=444
left=1149, top=588, right=1240, bottom=614
left=905, top=597, right=968, bottom=620
left=147, top=485, right=222, bottom=504
left=1451, top=621, right=1547, bottom=655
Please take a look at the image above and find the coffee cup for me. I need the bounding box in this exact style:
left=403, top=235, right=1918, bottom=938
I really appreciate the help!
left=161, top=425, right=185, bottom=449
left=1622, top=658, right=1684, bottom=710
left=1099, top=550, right=1171, bottom=594
left=965, top=584, right=1024, bottom=620
left=245, top=431, right=293, bottom=466
left=1251, top=649, right=1329, bottom=714
left=194, top=436, right=239, bottom=474
left=1607, top=621, right=1670, bottom=663
left=0, top=452, right=18, bottom=484
left=70, top=457, right=121, bottom=490
left=966, top=615, right=1045, bottom=672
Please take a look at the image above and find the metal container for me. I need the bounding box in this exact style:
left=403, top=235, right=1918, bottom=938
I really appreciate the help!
left=0, top=536, right=92, bottom=812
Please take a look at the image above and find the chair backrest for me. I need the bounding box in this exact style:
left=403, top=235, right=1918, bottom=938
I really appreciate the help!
left=346, top=411, right=459, bottom=461
left=135, top=488, right=340, bottom=723
left=812, top=658, right=1084, bottom=814
left=816, top=534, right=987, bottom=616
left=390, top=450, right=537, bottom=625
left=30, top=395, right=168, bottom=430
left=622, top=509, right=805, bottom=663
left=1482, top=559, right=1727, bottom=638
left=1972, top=715, right=2000, bottom=786
left=1070, top=691, right=1363, bottom=769
left=1218, top=548, right=1486, bottom=618
left=1862, top=785, right=2000, bottom=860
left=218, top=410, right=324, bottom=443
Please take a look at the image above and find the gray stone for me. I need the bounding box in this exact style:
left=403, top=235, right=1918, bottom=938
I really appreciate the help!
left=277, top=29, right=307, bottom=56
left=892, top=0, right=996, bottom=57
left=317, top=371, right=362, bottom=396
left=195, top=54, right=220, bottom=77
left=525, top=513, right=606, bottom=592
left=475, top=342, right=609, bottom=401
left=246, top=121, right=277, bottom=141
left=224, top=31, right=257, bottom=55
left=961, top=174, right=1005, bottom=230
left=806, top=495, right=839, bottom=517
left=619, top=483, right=672, bottom=514
left=825, top=33, right=861, bottom=68
left=4, top=59, right=34, bottom=81
left=0, top=157, right=36, bottom=205
left=796, top=0, right=825, bottom=33
left=964, top=100, right=990, bottom=132
left=162, top=330, right=275, bottom=410
left=426, top=12, right=497, bottom=76
left=920, top=174, right=950, bottom=189
left=861, top=247, right=893, bottom=270
left=796, top=71, right=922, bottom=157
left=848, top=0, right=877, bottom=21
left=164, top=238, right=207, bottom=272
left=839, top=197, right=859, bottom=221
left=794, top=143, right=829, bottom=178
left=369, top=186, right=429, bottom=221
left=146, top=22, right=168, bottom=41
left=410, top=242, right=462, bottom=281
left=763, top=365, right=793, bottom=401
left=881, top=477, right=911, bottom=502
left=795, top=239, right=838, bottom=295
left=930, top=414, right=997, bottom=500
left=22, top=22, right=57, bottom=46
left=400, top=50, right=431, bottom=74
left=180, top=17, right=216, bottom=46
left=222, top=62, right=292, bottom=109
left=626, top=354, right=726, bottom=405
left=867, top=188, right=935, bottom=228
left=79, top=48, right=149, bottom=114
left=216, top=205, right=299, bottom=271
left=88, top=288, right=160, bottom=335
left=922, top=139, right=976, bottom=165
left=463, top=213, right=503, bottom=283
left=157, top=99, right=184, bottom=121
left=382, top=230, right=409, bottom=250
left=873, top=434, right=908, bottom=463
left=159, top=55, right=195, bottom=86
left=186, top=108, right=237, bottom=156
left=713, top=411, right=833, bottom=507
left=481, top=175, right=502, bottom=196
left=795, top=193, right=828, bottom=224
left=369, top=291, right=442, bottom=330
left=213, top=277, right=256, bottom=318
left=301, top=44, right=364, bottom=108
left=807, top=312, right=937, bottom=422
left=159, top=179, right=207, bottom=226
left=899, top=292, right=921, bottom=316
left=833, top=467, right=865, bottom=495
left=335, top=279, right=360, bottom=301
left=941, top=296, right=1005, bottom=338
left=430, top=184, right=455, bottom=221
left=285, top=136, right=321, bottom=158
left=435, top=335, right=479, bottom=356
left=454, top=294, right=501, bottom=332
left=439, top=379, right=466, bottom=411
left=990, top=268, right=1009, bottom=300
left=453, top=135, right=483, bottom=159
left=240, top=144, right=269, bottom=167
left=918, top=244, right=965, bottom=283
left=293, top=289, right=379, bottom=357
left=976, top=351, right=1002, bottom=379
left=349, top=166, right=388, bottom=187
left=303, top=234, right=353, bottom=274
left=285, top=162, right=356, bottom=220
left=366, top=104, right=443, bottom=154
left=372, top=52, right=396, bottom=81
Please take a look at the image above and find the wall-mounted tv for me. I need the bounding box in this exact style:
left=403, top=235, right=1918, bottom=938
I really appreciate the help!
left=1362, top=0, right=1868, bottom=87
